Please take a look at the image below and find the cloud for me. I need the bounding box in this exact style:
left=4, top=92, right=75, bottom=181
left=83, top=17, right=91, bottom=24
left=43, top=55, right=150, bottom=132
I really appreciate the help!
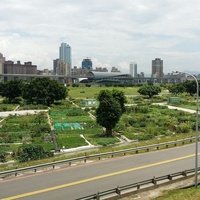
left=0, top=0, right=200, bottom=74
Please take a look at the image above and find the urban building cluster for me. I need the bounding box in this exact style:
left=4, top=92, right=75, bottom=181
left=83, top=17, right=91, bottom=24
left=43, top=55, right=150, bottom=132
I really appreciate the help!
left=0, top=42, right=195, bottom=84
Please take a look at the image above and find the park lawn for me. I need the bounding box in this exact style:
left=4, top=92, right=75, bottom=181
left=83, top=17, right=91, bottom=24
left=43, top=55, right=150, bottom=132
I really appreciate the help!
left=0, top=103, right=18, bottom=111
left=51, top=114, right=93, bottom=124
left=83, top=127, right=120, bottom=146
left=57, top=133, right=87, bottom=148
left=18, top=104, right=48, bottom=110
left=32, top=137, right=55, bottom=151
left=85, top=133, right=120, bottom=146
left=68, top=86, right=140, bottom=99
left=169, top=102, right=196, bottom=110
left=154, top=186, right=200, bottom=200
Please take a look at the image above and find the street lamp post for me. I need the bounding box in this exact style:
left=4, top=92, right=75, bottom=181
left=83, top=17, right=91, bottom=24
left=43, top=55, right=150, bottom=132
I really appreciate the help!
left=174, top=71, right=199, bottom=187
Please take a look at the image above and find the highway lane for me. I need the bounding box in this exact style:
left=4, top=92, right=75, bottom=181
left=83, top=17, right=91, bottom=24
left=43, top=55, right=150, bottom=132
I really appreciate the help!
left=0, top=143, right=199, bottom=200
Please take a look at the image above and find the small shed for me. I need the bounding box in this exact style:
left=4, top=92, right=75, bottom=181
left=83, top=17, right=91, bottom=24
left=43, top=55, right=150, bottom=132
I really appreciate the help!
left=80, top=99, right=98, bottom=107
left=168, top=97, right=181, bottom=105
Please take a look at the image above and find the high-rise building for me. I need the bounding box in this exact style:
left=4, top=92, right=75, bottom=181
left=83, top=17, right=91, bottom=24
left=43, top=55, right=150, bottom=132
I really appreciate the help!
left=4, top=61, right=37, bottom=75
left=152, top=58, right=163, bottom=78
left=59, top=42, right=71, bottom=76
left=53, top=59, right=59, bottom=75
left=0, top=53, right=5, bottom=74
left=111, top=67, right=120, bottom=72
left=82, top=58, right=92, bottom=70
left=130, top=62, right=137, bottom=77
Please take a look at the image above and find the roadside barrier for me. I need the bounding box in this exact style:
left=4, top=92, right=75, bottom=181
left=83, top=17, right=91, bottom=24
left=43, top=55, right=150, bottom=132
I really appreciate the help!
left=0, top=136, right=196, bottom=179
left=76, top=167, right=199, bottom=200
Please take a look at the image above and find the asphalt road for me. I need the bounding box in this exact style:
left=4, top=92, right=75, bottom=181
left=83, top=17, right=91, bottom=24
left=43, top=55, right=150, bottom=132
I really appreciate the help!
left=0, top=143, right=199, bottom=200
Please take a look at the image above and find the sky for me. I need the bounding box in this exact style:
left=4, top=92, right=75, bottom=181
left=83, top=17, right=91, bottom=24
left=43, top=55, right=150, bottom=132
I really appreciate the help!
left=1, top=0, right=200, bottom=75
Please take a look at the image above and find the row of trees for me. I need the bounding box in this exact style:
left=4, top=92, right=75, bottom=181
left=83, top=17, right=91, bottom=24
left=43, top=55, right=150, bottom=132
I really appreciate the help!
left=168, top=80, right=199, bottom=96
left=0, top=78, right=67, bottom=105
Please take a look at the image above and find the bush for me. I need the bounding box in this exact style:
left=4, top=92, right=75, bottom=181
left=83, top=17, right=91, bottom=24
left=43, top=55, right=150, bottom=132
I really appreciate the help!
left=15, top=144, right=53, bottom=162
left=84, top=108, right=90, bottom=112
left=176, top=123, right=191, bottom=133
left=0, top=151, right=6, bottom=162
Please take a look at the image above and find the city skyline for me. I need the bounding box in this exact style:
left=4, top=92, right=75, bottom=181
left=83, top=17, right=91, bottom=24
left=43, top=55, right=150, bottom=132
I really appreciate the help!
left=0, top=0, right=200, bottom=74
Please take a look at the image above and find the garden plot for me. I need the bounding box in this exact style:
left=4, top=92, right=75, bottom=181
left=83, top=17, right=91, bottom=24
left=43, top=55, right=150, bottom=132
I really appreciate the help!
left=54, top=122, right=84, bottom=130
left=0, top=113, right=54, bottom=151
left=50, top=107, right=120, bottom=148
left=116, top=104, right=195, bottom=141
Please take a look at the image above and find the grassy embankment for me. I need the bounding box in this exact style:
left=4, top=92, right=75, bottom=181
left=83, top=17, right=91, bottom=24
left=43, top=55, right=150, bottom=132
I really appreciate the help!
left=154, top=186, right=200, bottom=200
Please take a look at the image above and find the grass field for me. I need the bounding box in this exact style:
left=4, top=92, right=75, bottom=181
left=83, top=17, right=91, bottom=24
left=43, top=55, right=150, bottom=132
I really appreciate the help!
left=154, top=186, right=200, bottom=200
left=68, top=86, right=140, bottom=99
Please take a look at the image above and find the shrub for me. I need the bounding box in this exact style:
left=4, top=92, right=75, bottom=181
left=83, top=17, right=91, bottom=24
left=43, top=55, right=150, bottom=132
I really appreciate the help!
left=176, top=123, right=191, bottom=133
left=0, top=151, right=6, bottom=162
left=15, top=144, right=53, bottom=162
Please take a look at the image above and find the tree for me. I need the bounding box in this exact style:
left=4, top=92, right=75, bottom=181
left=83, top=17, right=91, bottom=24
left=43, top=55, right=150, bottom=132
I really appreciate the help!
left=112, top=89, right=127, bottom=113
left=96, top=90, right=126, bottom=136
left=15, top=144, right=53, bottom=162
left=138, top=84, right=161, bottom=99
left=1, top=80, right=23, bottom=103
left=168, top=83, right=185, bottom=95
left=22, top=78, right=67, bottom=105
left=183, top=80, right=199, bottom=96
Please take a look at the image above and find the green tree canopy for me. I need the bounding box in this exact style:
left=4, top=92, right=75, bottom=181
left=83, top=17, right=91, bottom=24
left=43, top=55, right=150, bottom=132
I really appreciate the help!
left=16, top=144, right=53, bottom=162
left=138, top=84, right=161, bottom=99
left=183, top=80, right=200, bottom=96
left=112, top=89, right=127, bottom=113
left=22, top=78, right=67, bottom=105
left=1, top=80, right=23, bottom=103
left=168, top=83, right=185, bottom=95
left=96, top=89, right=126, bottom=136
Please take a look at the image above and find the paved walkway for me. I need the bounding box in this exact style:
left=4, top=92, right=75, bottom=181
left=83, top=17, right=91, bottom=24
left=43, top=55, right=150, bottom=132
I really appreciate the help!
left=0, top=109, right=48, bottom=117
left=153, top=102, right=196, bottom=114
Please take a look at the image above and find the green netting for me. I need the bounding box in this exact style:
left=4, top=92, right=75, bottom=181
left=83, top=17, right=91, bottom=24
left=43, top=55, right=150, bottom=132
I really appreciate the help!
left=54, top=122, right=84, bottom=130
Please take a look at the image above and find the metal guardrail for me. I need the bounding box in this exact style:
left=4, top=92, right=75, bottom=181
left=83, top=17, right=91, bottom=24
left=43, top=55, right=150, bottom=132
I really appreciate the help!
left=0, top=136, right=196, bottom=178
left=76, top=167, right=199, bottom=200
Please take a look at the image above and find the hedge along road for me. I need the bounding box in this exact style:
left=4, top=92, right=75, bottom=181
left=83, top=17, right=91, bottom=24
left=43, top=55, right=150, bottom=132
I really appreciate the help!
left=0, top=143, right=198, bottom=200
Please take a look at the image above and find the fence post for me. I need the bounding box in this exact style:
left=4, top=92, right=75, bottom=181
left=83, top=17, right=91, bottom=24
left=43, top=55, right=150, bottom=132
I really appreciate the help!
left=152, top=177, right=157, bottom=185
left=174, top=143, right=177, bottom=146
left=116, top=186, right=121, bottom=197
left=168, top=175, right=172, bottom=180
left=182, top=171, right=187, bottom=177
left=95, top=192, right=100, bottom=200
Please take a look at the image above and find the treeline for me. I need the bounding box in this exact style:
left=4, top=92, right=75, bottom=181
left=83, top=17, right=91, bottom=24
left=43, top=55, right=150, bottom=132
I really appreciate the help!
left=0, top=78, right=67, bottom=105
left=168, top=80, right=200, bottom=96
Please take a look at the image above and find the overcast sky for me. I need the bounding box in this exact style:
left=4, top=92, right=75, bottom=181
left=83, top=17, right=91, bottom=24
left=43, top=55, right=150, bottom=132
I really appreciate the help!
left=1, top=0, right=200, bottom=74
